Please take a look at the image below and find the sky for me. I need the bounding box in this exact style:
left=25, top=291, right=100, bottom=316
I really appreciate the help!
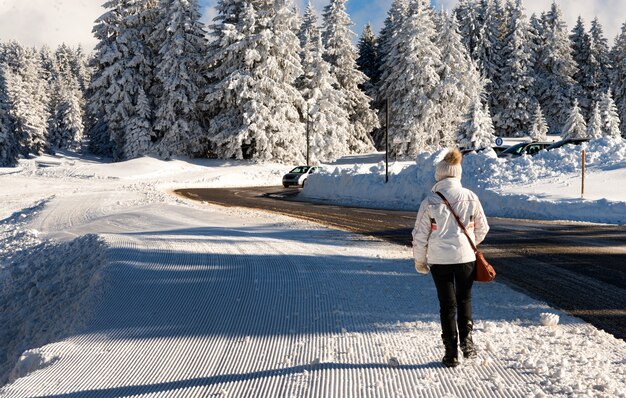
left=0, top=0, right=623, bottom=50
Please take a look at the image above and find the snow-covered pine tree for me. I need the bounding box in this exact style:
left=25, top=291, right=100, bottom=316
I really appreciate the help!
left=50, top=81, right=84, bottom=150
left=528, top=12, right=546, bottom=79
left=472, top=0, right=503, bottom=96
left=599, top=89, right=621, bottom=138
left=589, top=17, right=611, bottom=97
left=378, top=0, right=442, bottom=157
left=491, top=0, right=535, bottom=137
left=87, top=0, right=127, bottom=157
left=299, top=2, right=318, bottom=48
left=47, top=45, right=88, bottom=151
left=299, top=19, right=351, bottom=163
left=611, top=23, right=626, bottom=137
left=70, top=46, right=93, bottom=94
left=529, top=103, right=548, bottom=141
left=39, top=46, right=57, bottom=86
left=535, top=2, right=577, bottom=134
left=457, top=94, right=495, bottom=152
left=2, top=42, right=49, bottom=156
left=151, top=0, right=207, bottom=159
left=124, top=86, right=152, bottom=158
left=116, top=0, right=158, bottom=159
left=206, top=1, right=307, bottom=163
left=562, top=99, right=587, bottom=139
left=322, top=0, right=377, bottom=153
left=356, top=23, right=378, bottom=97
left=432, top=13, right=485, bottom=147
left=586, top=101, right=603, bottom=139
left=455, top=0, right=482, bottom=57
left=205, top=0, right=256, bottom=159
left=376, top=0, right=409, bottom=87
left=373, top=0, right=408, bottom=147
left=0, top=64, right=18, bottom=167
left=570, top=17, right=595, bottom=117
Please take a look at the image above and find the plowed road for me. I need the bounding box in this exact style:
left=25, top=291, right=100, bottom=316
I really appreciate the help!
left=176, top=186, right=626, bottom=341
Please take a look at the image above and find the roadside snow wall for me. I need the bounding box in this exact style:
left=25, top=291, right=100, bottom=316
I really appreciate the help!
left=0, top=205, right=109, bottom=386
left=302, top=137, right=626, bottom=224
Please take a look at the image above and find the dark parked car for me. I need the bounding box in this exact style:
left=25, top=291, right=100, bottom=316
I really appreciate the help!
left=282, top=166, right=319, bottom=188
left=546, top=138, right=591, bottom=151
left=497, top=141, right=553, bottom=158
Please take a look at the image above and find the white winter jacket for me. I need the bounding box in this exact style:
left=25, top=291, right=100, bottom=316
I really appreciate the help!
left=412, top=178, right=489, bottom=265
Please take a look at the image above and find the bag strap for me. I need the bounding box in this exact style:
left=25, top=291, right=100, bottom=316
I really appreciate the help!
left=435, top=191, right=478, bottom=254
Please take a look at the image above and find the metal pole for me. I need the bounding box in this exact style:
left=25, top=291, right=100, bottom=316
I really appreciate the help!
left=385, top=98, right=389, bottom=184
left=582, top=149, right=586, bottom=197
left=306, top=103, right=310, bottom=166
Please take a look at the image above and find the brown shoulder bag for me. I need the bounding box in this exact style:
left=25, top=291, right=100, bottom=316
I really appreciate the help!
left=435, top=191, right=496, bottom=282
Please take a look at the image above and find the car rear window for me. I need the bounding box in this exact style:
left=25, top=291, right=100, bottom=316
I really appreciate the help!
left=290, top=166, right=310, bottom=173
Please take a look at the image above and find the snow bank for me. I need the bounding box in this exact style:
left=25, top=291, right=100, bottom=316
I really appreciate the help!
left=302, top=137, right=626, bottom=224
left=0, top=232, right=108, bottom=385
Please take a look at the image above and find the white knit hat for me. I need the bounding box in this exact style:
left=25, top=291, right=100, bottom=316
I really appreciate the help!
left=435, top=149, right=463, bottom=182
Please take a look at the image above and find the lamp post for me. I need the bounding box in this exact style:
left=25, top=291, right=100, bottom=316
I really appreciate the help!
left=306, top=102, right=310, bottom=166
left=385, top=98, right=389, bottom=184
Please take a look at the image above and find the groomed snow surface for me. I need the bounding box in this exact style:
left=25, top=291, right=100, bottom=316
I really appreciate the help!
left=1, top=150, right=625, bottom=397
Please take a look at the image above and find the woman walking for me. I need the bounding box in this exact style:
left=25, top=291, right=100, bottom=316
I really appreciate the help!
left=412, top=149, right=489, bottom=367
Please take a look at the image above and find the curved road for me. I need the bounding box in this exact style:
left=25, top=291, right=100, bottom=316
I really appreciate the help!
left=176, top=186, right=626, bottom=341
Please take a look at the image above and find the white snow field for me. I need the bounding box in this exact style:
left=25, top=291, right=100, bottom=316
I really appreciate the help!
left=303, top=137, right=626, bottom=224
left=1, top=152, right=626, bottom=397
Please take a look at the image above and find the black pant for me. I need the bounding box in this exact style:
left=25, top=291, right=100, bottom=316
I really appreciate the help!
left=430, top=262, right=476, bottom=338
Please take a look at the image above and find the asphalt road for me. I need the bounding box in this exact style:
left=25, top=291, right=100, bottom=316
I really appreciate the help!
left=175, top=186, right=626, bottom=341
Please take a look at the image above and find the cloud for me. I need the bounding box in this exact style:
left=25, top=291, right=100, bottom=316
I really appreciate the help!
left=0, top=0, right=102, bottom=50
left=434, top=0, right=625, bottom=42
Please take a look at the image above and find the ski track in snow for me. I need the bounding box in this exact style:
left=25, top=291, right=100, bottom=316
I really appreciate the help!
left=1, top=157, right=626, bottom=397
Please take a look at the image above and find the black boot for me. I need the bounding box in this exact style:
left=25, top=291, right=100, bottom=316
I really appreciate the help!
left=459, top=320, right=477, bottom=359
left=441, top=333, right=459, bottom=367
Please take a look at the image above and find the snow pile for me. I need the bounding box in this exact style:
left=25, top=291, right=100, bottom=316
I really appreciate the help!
left=0, top=233, right=108, bottom=385
left=0, top=200, right=48, bottom=268
left=303, top=137, right=626, bottom=223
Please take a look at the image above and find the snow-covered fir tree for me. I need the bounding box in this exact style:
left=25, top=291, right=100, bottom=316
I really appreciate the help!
left=432, top=13, right=485, bottom=147
left=2, top=42, right=49, bottom=156
left=299, top=21, right=351, bottom=163
left=46, top=44, right=88, bottom=151
left=115, top=0, right=158, bottom=159
left=378, top=0, right=442, bottom=157
left=562, top=99, right=587, bottom=139
left=534, top=2, right=577, bottom=133
left=322, top=0, right=377, bottom=153
left=479, top=0, right=504, bottom=94
left=570, top=17, right=595, bottom=117
left=376, top=0, right=409, bottom=92
left=456, top=94, right=495, bottom=151
left=299, top=2, right=318, bottom=48
left=372, top=0, right=408, bottom=147
left=455, top=0, right=482, bottom=58
left=610, top=23, right=626, bottom=137
left=49, top=84, right=84, bottom=150
left=70, top=46, right=93, bottom=94
left=589, top=17, right=611, bottom=97
left=586, top=101, right=603, bottom=139
left=87, top=0, right=126, bottom=157
left=151, top=0, right=207, bottom=159
left=599, top=89, right=621, bottom=138
left=206, top=1, right=307, bottom=163
left=124, top=86, right=152, bottom=158
left=491, top=0, right=535, bottom=137
left=356, top=23, right=378, bottom=96
left=0, top=64, right=18, bottom=167
left=529, top=103, right=548, bottom=141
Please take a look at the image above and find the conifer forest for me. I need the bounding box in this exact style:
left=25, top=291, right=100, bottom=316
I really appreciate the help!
left=1, top=0, right=626, bottom=167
